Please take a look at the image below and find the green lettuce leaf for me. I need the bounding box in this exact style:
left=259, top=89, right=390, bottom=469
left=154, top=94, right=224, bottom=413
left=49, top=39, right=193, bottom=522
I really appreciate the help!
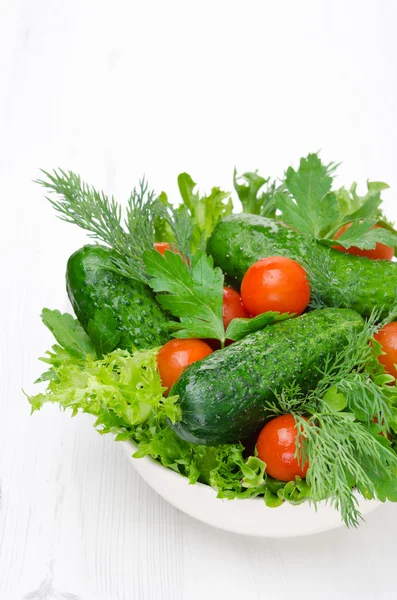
left=177, top=173, right=233, bottom=251
left=233, top=169, right=277, bottom=217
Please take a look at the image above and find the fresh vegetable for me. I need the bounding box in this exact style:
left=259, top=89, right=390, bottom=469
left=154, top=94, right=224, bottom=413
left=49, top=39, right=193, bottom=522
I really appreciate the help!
left=170, top=308, right=364, bottom=445
left=67, top=245, right=170, bottom=353
left=30, top=153, right=397, bottom=528
left=28, top=305, right=397, bottom=527
left=27, top=328, right=299, bottom=509
left=334, top=223, right=394, bottom=260
left=222, top=287, right=249, bottom=329
left=374, top=322, right=397, bottom=378
left=256, top=414, right=309, bottom=482
left=157, top=338, right=213, bottom=392
left=154, top=242, right=170, bottom=255
left=240, top=256, right=310, bottom=317
left=207, top=213, right=397, bottom=318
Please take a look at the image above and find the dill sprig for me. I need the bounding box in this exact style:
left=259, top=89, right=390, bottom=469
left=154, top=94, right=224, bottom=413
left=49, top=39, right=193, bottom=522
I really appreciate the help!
left=36, top=169, right=193, bottom=283
left=300, top=239, right=363, bottom=310
left=267, top=312, right=397, bottom=526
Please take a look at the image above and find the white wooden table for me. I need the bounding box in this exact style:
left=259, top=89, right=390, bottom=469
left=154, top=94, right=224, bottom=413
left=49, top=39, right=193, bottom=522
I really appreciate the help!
left=2, top=1, right=397, bottom=598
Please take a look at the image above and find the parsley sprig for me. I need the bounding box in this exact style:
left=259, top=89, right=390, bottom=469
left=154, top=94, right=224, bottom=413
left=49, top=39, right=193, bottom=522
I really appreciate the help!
left=143, top=248, right=226, bottom=344
left=275, top=153, right=397, bottom=251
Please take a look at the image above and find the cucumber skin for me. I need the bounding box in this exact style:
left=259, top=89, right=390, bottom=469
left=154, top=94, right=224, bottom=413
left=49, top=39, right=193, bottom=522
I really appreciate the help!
left=66, top=245, right=170, bottom=352
left=206, top=214, right=397, bottom=317
left=170, top=308, right=364, bottom=445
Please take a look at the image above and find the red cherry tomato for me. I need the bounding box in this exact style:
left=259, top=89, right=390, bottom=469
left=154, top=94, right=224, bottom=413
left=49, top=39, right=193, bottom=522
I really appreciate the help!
left=222, top=287, right=249, bottom=329
left=157, top=338, right=213, bottom=391
left=241, top=256, right=310, bottom=317
left=256, top=414, right=309, bottom=482
left=374, top=322, right=397, bottom=378
left=154, top=242, right=170, bottom=255
left=334, top=223, right=394, bottom=260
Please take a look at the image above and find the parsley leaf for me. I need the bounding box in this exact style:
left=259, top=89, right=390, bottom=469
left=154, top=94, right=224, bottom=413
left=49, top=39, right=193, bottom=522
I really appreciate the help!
left=143, top=248, right=225, bottom=344
left=87, top=307, right=122, bottom=355
left=177, top=173, right=233, bottom=252
left=225, top=311, right=293, bottom=341
left=276, top=153, right=397, bottom=252
left=276, top=153, right=338, bottom=238
left=330, top=219, right=397, bottom=250
left=234, top=169, right=277, bottom=217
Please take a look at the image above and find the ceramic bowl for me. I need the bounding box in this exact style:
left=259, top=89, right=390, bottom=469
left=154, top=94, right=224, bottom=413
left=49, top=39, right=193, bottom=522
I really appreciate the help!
left=122, top=441, right=380, bottom=537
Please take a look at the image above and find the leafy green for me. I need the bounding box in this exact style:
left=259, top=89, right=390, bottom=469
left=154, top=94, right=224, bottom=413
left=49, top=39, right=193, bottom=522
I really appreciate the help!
left=87, top=307, right=121, bottom=355
left=143, top=248, right=226, bottom=344
left=276, top=153, right=337, bottom=238
left=335, top=180, right=389, bottom=218
left=225, top=311, right=293, bottom=341
left=153, top=192, right=174, bottom=242
left=299, top=240, right=364, bottom=311
left=41, top=308, right=96, bottom=360
left=177, top=173, right=233, bottom=252
left=36, top=171, right=194, bottom=283
left=330, top=220, right=397, bottom=251
left=234, top=169, right=277, bottom=217
left=29, top=347, right=180, bottom=426
left=275, top=153, right=397, bottom=251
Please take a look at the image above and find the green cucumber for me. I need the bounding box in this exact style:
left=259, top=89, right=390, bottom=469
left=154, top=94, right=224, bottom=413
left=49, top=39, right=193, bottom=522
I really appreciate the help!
left=206, top=213, right=397, bottom=317
left=66, top=245, right=170, bottom=353
left=170, top=308, right=364, bottom=445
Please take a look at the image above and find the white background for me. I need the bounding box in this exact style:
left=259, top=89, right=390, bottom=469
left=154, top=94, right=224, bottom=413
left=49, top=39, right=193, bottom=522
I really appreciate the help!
left=1, top=1, right=397, bottom=598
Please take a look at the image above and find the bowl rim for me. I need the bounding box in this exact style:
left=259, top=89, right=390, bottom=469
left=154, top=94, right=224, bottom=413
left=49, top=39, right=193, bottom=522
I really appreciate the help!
left=122, top=439, right=381, bottom=538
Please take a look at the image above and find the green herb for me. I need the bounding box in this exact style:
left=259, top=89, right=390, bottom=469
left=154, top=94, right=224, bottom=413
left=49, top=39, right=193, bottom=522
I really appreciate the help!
left=36, top=170, right=195, bottom=283
left=143, top=248, right=226, bottom=344
left=299, top=241, right=364, bottom=310
left=37, top=170, right=154, bottom=283
left=276, top=153, right=397, bottom=251
left=234, top=169, right=277, bottom=217
left=177, top=173, right=233, bottom=252
left=329, top=219, right=397, bottom=251
left=225, top=311, right=293, bottom=341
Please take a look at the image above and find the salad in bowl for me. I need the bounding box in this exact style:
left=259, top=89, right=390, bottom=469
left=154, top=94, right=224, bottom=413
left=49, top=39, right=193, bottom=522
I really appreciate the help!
left=27, top=153, right=397, bottom=532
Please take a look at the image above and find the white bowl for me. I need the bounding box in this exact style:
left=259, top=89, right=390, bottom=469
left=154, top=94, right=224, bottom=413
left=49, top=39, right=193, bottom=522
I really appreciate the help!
left=122, top=440, right=380, bottom=537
